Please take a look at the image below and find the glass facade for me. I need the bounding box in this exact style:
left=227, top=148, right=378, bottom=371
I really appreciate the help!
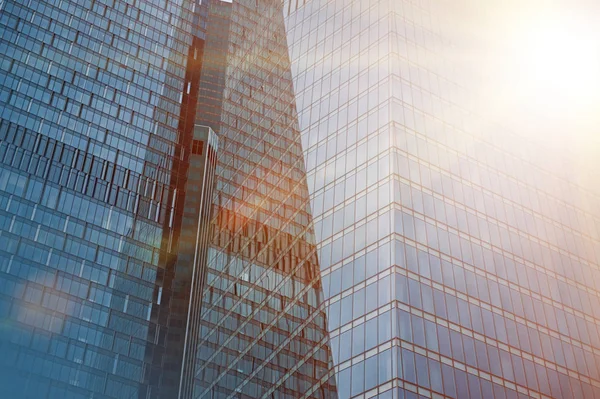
left=0, top=0, right=197, bottom=397
left=0, top=0, right=335, bottom=398
left=285, top=1, right=600, bottom=399
left=192, top=0, right=336, bottom=398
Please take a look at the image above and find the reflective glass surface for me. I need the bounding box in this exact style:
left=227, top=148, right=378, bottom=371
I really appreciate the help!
left=192, top=1, right=336, bottom=398
left=285, top=0, right=600, bottom=398
left=0, top=0, right=196, bottom=397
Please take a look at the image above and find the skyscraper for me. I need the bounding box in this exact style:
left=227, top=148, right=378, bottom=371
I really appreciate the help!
left=191, top=0, right=336, bottom=398
left=0, top=0, right=334, bottom=398
left=285, top=0, right=600, bottom=398
left=0, top=0, right=198, bottom=397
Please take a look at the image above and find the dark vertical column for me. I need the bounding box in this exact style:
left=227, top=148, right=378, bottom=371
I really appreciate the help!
left=141, top=20, right=208, bottom=399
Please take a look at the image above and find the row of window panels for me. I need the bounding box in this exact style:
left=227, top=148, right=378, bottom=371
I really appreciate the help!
left=196, top=331, right=329, bottom=385
left=202, top=298, right=326, bottom=350
left=203, top=200, right=316, bottom=290
left=196, top=330, right=332, bottom=398
left=0, top=87, right=179, bottom=180
left=209, top=231, right=316, bottom=282
left=3, top=24, right=183, bottom=102
left=389, top=164, right=596, bottom=268
left=221, top=114, right=304, bottom=162
left=396, top=230, right=597, bottom=322
left=3, top=211, right=156, bottom=275
left=216, top=133, right=307, bottom=191
left=0, top=268, right=151, bottom=328
left=211, top=202, right=313, bottom=247
left=304, top=110, right=599, bottom=246
left=321, top=243, right=600, bottom=359
left=0, top=101, right=178, bottom=193
left=385, top=65, right=596, bottom=201
left=0, top=50, right=182, bottom=140
left=0, top=342, right=141, bottom=398
left=27, top=1, right=191, bottom=53
left=314, top=181, right=595, bottom=311
left=0, top=24, right=186, bottom=112
left=13, top=105, right=179, bottom=176
left=297, top=78, right=390, bottom=141
left=197, top=308, right=328, bottom=361
left=216, top=163, right=306, bottom=210
left=199, top=284, right=323, bottom=346
left=390, top=94, right=597, bottom=220
left=196, top=326, right=326, bottom=379
left=323, top=237, right=600, bottom=347
left=0, top=163, right=167, bottom=254
left=393, top=206, right=600, bottom=318
left=216, top=145, right=308, bottom=191
left=1, top=278, right=152, bottom=346
left=337, top=345, right=596, bottom=399
left=332, top=289, right=600, bottom=384
left=196, top=340, right=330, bottom=399
left=296, top=49, right=597, bottom=217
left=1, top=237, right=156, bottom=306
left=205, top=249, right=323, bottom=311
left=225, top=65, right=296, bottom=106
left=317, top=198, right=600, bottom=317
left=1, top=314, right=155, bottom=396
left=3, top=298, right=151, bottom=366
left=391, top=141, right=599, bottom=250
left=194, top=370, right=319, bottom=399
left=1, top=333, right=146, bottom=392
left=203, top=275, right=323, bottom=329
left=199, top=258, right=324, bottom=352
left=321, top=212, right=597, bottom=334
left=196, top=321, right=331, bottom=373
left=216, top=161, right=306, bottom=199
left=217, top=232, right=316, bottom=265
left=0, top=322, right=145, bottom=383
left=26, top=0, right=195, bottom=57
left=220, top=91, right=301, bottom=142
left=307, top=121, right=597, bottom=247
left=219, top=135, right=306, bottom=183
left=213, top=184, right=310, bottom=231
left=329, top=303, right=600, bottom=386
left=0, top=192, right=158, bottom=270
left=204, top=286, right=320, bottom=339
left=223, top=95, right=300, bottom=135
left=1, top=296, right=150, bottom=363
left=211, top=202, right=310, bottom=244
left=0, top=193, right=158, bottom=283
left=197, top=367, right=329, bottom=399
left=286, top=0, right=420, bottom=50
left=303, top=117, right=391, bottom=177
left=225, top=77, right=297, bottom=117
left=196, top=279, right=330, bottom=384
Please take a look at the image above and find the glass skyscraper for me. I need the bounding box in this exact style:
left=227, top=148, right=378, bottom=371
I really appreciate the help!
left=0, top=0, right=198, bottom=397
left=0, top=0, right=334, bottom=398
left=192, top=0, right=335, bottom=398
left=285, top=0, right=600, bottom=399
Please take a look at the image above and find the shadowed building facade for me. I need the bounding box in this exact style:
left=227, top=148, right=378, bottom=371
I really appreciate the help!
left=0, top=0, right=335, bottom=398
left=0, top=0, right=198, bottom=397
left=285, top=0, right=600, bottom=398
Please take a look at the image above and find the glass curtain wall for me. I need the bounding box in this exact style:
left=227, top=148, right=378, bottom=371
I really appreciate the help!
left=285, top=0, right=600, bottom=398
left=0, top=0, right=196, bottom=397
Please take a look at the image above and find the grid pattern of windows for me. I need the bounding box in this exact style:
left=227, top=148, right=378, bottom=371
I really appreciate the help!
left=285, top=0, right=600, bottom=398
left=192, top=0, right=336, bottom=398
left=0, top=0, right=196, bottom=397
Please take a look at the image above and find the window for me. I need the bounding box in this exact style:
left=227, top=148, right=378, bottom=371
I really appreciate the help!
left=192, top=139, right=204, bottom=155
